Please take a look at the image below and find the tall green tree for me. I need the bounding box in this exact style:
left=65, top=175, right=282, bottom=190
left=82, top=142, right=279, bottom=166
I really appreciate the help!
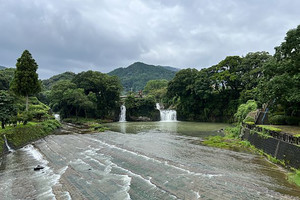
left=10, top=50, right=41, bottom=111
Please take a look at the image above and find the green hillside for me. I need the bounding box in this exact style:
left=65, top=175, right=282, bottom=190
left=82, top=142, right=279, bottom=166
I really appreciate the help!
left=108, top=62, right=177, bottom=92
left=0, top=66, right=6, bottom=70
left=42, top=71, right=76, bottom=90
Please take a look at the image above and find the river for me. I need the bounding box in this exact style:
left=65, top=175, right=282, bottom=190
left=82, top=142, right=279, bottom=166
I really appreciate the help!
left=0, top=121, right=299, bottom=199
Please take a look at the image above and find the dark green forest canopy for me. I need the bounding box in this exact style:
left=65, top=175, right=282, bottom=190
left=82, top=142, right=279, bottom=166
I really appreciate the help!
left=42, top=71, right=76, bottom=90
left=108, top=62, right=177, bottom=92
left=49, top=70, right=122, bottom=120
left=166, top=52, right=274, bottom=122
left=0, top=68, right=15, bottom=90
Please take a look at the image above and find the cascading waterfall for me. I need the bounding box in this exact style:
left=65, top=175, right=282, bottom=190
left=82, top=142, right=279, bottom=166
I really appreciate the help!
left=156, top=103, right=177, bottom=122
left=119, top=105, right=126, bottom=122
left=3, top=135, right=13, bottom=152
left=54, top=114, right=60, bottom=121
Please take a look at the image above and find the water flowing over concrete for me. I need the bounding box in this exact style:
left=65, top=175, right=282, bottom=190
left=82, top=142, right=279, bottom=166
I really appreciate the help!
left=156, top=103, right=177, bottom=122
left=0, top=122, right=299, bottom=199
left=119, top=105, right=126, bottom=122
left=3, top=135, right=13, bottom=152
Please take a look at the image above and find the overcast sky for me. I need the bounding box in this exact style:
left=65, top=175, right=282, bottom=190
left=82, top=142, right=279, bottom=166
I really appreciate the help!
left=0, top=0, right=299, bottom=79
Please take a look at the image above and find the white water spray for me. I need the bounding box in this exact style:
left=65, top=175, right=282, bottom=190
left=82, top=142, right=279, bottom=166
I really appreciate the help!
left=119, top=105, right=126, bottom=122
left=156, top=103, right=177, bottom=122
left=3, top=135, right=13, bottom=152
left=54, top=114, right=60, bottom=121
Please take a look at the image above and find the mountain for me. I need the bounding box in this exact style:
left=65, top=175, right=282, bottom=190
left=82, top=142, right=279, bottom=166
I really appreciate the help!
left=42, top=71, right=76, bottom=90
left=0, top=65, right=6, bottom=70
left=108, top=62, right=177, bottom=92
left=162, top=66, right=180, bottom=72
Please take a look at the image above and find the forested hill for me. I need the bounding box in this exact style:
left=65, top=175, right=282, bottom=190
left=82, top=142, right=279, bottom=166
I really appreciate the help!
left=42, top=71, right=76, bottom=90
left=108, top=62, right=178, bottom=92
left=0, top=65, right=6, bottom=70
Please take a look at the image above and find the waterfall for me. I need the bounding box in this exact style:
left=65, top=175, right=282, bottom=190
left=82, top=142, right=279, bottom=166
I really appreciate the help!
left=3, top=135, right=13, bottom=152
left=54, top=114, right=60, bottom=121
left=119, top=105, right=126, bottom=122
left=156, top=103, right=177, bottom=122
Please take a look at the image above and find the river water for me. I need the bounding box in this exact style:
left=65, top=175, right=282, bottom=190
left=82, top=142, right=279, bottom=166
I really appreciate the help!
left=0, top=122, right=299, bottom=199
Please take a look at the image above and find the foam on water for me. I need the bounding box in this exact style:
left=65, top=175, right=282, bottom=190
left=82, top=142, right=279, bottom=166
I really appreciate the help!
left=86, top=137, right=222, bottom=179
left=22, top=144, right=69, bottom=199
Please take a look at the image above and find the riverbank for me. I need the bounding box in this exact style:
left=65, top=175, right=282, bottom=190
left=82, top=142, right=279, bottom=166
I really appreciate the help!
left=201, top=125, right=300, bottom=187
left=0, top=120, right=61, bottom=155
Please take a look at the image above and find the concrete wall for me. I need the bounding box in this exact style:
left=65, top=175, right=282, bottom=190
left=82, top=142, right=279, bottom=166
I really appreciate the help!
left=242, top=127, right=300, bottom=169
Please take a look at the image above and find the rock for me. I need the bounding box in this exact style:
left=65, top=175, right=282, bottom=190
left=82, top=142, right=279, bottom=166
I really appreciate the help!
left=34, top=165, right=44, bottom=171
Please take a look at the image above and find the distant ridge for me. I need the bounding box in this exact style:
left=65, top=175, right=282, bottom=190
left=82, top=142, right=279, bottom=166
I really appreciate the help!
left=108, top=62, right=177, bottom=92
left=42, top=71, right=76, bottom=90
left=0, top=65, right=6, bottom=70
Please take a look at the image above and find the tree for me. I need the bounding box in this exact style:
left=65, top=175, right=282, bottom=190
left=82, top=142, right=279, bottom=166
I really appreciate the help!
left=10, top=50, right=41, bottom=111
left=0, top=91, right=17, bottom=129
left=258, top=25, right=300, bottom=116
left=144, top=79, right=168, bottom=101
left=72, top=70, right=122, bottom=118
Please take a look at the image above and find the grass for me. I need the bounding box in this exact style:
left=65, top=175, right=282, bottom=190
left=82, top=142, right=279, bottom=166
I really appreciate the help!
left=63, top=117, right=110, bottom=133
left=201, top=124, right=300, bottom=187
left=257, top=125, right=282, bottom=132
left=288, top=169, right=300, bottom=187
left=2, top=120, right=61, bottom=150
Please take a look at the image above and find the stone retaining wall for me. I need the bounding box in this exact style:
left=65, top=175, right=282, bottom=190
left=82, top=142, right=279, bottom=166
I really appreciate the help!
left=242, top=126, right=300, bottom=169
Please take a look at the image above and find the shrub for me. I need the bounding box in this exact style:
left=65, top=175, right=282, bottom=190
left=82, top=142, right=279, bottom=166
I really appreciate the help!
left=285, top=116, right=300, bottom=125
left=243, top=116, right=255, bottom=123
left=269, top=115, right=286, bottom=125
left=234, top=100, right=257, bottom=123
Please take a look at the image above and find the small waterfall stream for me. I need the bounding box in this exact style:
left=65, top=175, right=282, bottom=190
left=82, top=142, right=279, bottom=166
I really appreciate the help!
left=156, top=103, right=177, bottom=122
left=119, top=105, right=126, bottom=122
left=54, top=114, right=60, bottom=121
left=3, top=135, right=13, bottom=152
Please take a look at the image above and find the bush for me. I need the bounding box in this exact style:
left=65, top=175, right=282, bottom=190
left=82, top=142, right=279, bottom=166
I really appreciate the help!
left=269, top=115, right=286, bottom=125
left=269, top=115, right=300, bottom=125
left=243, top=116, right=255, bottom=123
left=234, top=100, right=257, bottom=123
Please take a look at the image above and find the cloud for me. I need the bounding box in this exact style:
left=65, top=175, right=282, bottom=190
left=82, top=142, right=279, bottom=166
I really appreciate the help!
left=0, top=0, right=299, bottom=79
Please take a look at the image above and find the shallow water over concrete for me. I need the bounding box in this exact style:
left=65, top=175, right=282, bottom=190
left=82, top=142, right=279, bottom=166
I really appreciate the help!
left=0, top=122, right=299, bottom=199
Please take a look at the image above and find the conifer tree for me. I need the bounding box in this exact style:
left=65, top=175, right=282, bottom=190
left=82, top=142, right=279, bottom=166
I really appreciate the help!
left=11, top=50, right=41, bottom=111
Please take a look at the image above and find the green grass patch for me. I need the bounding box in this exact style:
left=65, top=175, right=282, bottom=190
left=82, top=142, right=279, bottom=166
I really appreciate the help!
left=288, top=169, right=300, bottom=187
left=202, top=135, right=256, bottom=152
left=88, top=123, right=110, bottom=132
left=4, top=120, right=61, bottom=149
left=257, top=125, right=282, bottom=132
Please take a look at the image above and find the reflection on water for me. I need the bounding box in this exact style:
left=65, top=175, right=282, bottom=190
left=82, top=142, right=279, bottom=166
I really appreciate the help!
left=106, top=121, right=227, bottom=138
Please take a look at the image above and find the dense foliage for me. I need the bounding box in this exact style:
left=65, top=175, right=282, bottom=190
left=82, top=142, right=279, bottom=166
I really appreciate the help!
left=0, top=91, right=17, bottom=128
left=0, top=68, right=15, bottom=90
left=42, top=71, right=76, bottom=90
left=167, top=25, right=300, bottom=123
left=125, top=95, right=160, bottom=121
left=166, top=52, right=271, bottom=122
left=49, top=70, right=122, bottom=120
left=144, top=79, right=168, bottom=102
left=108, top=62, right=176, bottom=92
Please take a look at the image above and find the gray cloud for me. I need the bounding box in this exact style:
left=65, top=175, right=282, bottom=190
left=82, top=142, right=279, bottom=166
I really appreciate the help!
left=0, top=0, right=299, bottom=79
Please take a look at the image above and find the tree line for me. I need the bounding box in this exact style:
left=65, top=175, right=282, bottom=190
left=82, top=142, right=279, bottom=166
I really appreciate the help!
left=164, top=25, right=300, bottom=124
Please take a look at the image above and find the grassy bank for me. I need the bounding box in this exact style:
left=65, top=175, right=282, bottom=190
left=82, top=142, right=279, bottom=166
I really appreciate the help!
left=63, top=117, right=110, bottom=132
left=202, top=125, right=300, bottom=187
left=1, top=120, right=61, bottom=153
